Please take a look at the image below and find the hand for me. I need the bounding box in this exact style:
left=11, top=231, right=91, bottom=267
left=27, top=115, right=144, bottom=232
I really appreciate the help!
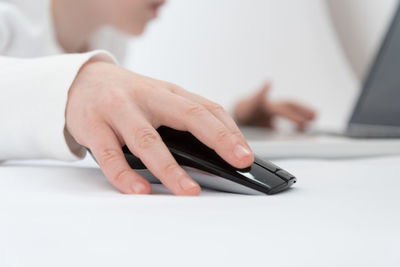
left=233, top=83, right=316, bottom=130
left=66, top=61, right=254, bottom=196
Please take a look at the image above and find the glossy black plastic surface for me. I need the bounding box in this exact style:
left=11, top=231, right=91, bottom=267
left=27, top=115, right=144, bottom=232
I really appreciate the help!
left=123, top=126, right=297, bottom=194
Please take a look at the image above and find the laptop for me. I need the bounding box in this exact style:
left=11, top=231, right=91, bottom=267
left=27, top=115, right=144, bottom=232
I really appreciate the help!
left=244, top=3, right=400, bottom=159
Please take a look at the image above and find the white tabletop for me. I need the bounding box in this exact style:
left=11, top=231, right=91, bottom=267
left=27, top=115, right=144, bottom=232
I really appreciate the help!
left=1, top=155, right=399, bottom=267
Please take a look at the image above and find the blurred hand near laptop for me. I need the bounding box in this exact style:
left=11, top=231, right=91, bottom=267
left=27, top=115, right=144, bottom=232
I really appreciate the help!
left=234, top=83, right=316, bottom=130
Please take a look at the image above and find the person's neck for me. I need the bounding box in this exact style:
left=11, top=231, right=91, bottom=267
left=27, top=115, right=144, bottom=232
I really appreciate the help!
left=52, top=0, right=101, bottom=53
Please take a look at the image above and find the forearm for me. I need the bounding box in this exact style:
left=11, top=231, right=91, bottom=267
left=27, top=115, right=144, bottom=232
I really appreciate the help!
left=0, top=51, right=116, bottom=161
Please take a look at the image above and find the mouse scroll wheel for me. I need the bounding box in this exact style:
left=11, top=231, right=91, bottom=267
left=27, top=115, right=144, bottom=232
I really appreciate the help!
left=275, top=170, right=296, bottom=181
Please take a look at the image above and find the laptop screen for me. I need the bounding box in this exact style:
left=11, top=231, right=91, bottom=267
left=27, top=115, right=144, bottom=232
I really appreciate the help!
left=350, top=4, right=400, bottom=127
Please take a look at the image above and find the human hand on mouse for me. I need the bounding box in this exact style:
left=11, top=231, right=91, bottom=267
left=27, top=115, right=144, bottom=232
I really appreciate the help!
left=234, top=83, right=316, bottom=130
left=65, top=61, right=254, bottom=196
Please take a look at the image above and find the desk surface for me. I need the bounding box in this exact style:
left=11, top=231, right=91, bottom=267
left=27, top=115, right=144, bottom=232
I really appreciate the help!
left=1, top=156, right=399, bottom=267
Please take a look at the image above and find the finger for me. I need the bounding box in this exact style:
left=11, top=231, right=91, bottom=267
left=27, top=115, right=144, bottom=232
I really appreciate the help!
left=171, top=83, right=271, bottom=132
left=89, top=124, right=152, bottom=194
left=232, top=83, right=272, bottom=127
left=261, top=119, right=275, bottom=129
left=110, top=112, right=201, bottom=196
left=285, top=102, right=317, bottom=120
left=168, top=86, right=247, bottom=138
left=257, top=82, right=271, bottom=101
left=144, top=90, right=254, bottom=169
left=268, top=103, right=311, bottom=128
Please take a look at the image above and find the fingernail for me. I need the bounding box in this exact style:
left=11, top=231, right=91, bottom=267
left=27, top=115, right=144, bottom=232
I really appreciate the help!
left=180, top=178, right=199, bottom=191
left=132, top=182, right=147, bottom=194
left=234, top=144, right=252, bottom=159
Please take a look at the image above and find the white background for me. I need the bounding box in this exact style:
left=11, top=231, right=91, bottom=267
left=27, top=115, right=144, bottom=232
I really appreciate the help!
left=126, top=0, right=396, bottom=130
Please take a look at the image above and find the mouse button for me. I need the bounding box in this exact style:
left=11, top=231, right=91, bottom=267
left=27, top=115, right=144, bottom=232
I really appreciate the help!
left=239, top=163, right=287, bottom=189
left=275, top=170, right=296, bottom=182
left=254, top=157, right=279, bottom=173
left=157, top=127, right=238, bottom=169
left=169, top=140, right=236, bottom=170
left=164, top=134, right=215, bottom=159
left=171, top=148, right=236, bottom=176
left=268, top=182, right=291, bottom=194
left=158, top=127, right=197, bottom=147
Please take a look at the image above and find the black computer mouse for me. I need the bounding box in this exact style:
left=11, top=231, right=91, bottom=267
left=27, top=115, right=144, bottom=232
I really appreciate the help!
left=122, top=126, right=297, bottom=195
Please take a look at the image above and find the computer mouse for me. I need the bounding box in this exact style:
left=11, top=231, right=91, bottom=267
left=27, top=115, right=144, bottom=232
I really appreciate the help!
left=122, top=126, right=297, bottom=195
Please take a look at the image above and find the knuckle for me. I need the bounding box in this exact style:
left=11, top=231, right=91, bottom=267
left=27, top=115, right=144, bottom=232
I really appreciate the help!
left=232, top=129, right=243, bottom=139
left=101, top=96, right=127, bottom=112
left=163, top=161, right=181, bottom=176
left=107, top=89, right=125, bottom=102
left=111, top=169, right=131, bottom=185
left=139, top=79, right=157, bottom=92
left=186, top=104, right=207, bottom=117
left=216, top=129, right=231, bottom=143
left=164, top=81, right=180, bottom=93
left=99, top=148, right=121, bottom=165
left=206, top=102, right=225, bottom=113
left=102, top=91, right=128, bottom=110
left=160, top=80, right=185, bottom=94
left=135, top=127, right=160, bottom=149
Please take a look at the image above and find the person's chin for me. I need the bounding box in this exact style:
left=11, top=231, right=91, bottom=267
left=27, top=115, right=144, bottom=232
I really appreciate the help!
left=130, top=27, right=145, bottom=36
left=120, top=24, right=146, bottom=36
left=117, top=18, right=153, bottom=36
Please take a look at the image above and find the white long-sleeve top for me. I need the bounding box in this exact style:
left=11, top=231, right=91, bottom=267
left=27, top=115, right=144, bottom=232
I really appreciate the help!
left=0, top=0, right=129, bottom=161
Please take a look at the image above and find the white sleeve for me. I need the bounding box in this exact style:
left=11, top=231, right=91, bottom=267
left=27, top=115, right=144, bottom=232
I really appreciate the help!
left=0, top=51, right=117, bottom=161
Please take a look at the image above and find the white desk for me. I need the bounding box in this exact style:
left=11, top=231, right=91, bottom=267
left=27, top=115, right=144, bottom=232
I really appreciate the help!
left=1, top=156, right=399, bottom=267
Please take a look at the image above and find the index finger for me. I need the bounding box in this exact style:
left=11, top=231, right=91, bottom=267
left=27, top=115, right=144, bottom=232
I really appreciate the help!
left=144, top=91, right=254, bottom=169
left=167, top=85, right=245, bottom=135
